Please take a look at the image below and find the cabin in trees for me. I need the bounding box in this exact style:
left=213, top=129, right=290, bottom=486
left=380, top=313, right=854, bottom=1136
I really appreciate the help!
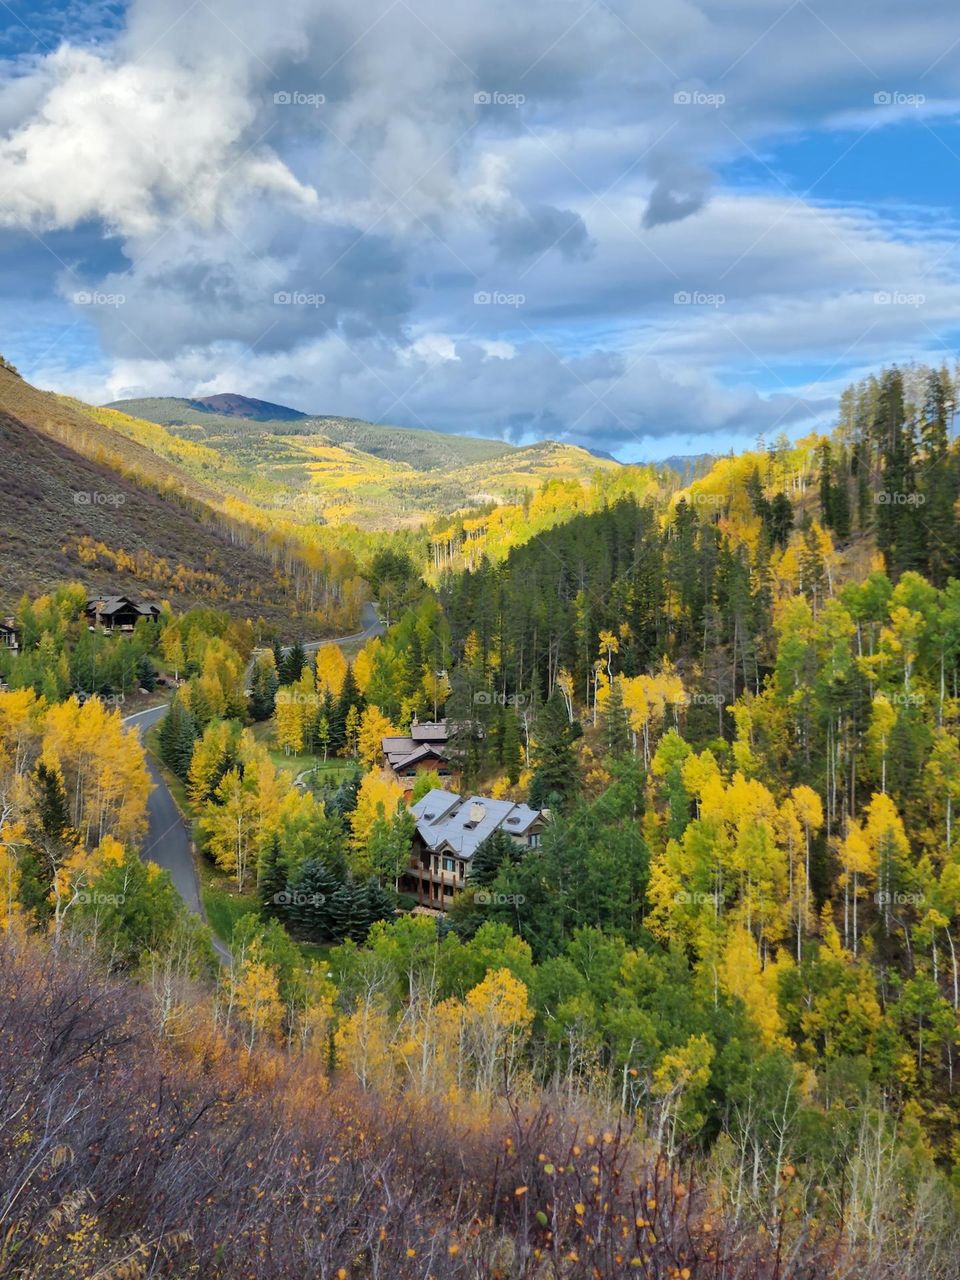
left=381, top=718, right=458, bottom=792
left=86, top=595, right=162, bottom=632
left=404, top=789, right=547, bottom=910
left=0, top=619, right=20, bottom=652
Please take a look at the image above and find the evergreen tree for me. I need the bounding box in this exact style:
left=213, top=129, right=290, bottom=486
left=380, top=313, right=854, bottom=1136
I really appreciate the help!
left=327, top=883, right=361, bottom=941
left=600, top=678, right=631, bottom=761
left=501, top=707, right=522, bottom=784
left=469, top=828, right=517, bottom=888
left=258, top=833, right=287, bottom=916
left=19, top=763, right=80, bottom=926
left=287, top=859, right=340, bottom=938
left=158, top=697, right=199, bottom=779
left=248, top=656, right=279, bottom=721
left=332, top=664, right=362, bottom=754
left=280, top=640, right=307, bottom=685
left=529, top=688, right=579, bottom=810
left=135, top=653, right=157, bottom=692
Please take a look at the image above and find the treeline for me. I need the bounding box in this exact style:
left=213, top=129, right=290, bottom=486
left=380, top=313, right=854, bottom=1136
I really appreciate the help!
left=821, top=365, right=960, bottom=582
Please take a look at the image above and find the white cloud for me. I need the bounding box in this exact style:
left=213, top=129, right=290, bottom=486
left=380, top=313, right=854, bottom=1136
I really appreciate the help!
left=3, top=0, right=960, bottom=449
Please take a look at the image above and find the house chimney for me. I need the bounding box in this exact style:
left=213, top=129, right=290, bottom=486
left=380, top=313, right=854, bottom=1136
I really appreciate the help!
left=469, top=801, right=485, bottom=824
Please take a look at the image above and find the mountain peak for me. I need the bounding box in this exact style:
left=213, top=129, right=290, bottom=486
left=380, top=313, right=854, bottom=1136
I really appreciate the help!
left=188, top=393, right=308, bottom=421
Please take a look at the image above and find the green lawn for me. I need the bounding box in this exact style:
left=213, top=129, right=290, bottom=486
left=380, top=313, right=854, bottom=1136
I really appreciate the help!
left=250, top=720, right=356, bottom=788
left=198, top=859, right=260, bottom=945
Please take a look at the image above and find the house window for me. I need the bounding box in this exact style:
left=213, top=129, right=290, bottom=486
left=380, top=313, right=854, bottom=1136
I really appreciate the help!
left=443, top=857, right=455, bottom=873
left=528, top=833, right=541, bottom=848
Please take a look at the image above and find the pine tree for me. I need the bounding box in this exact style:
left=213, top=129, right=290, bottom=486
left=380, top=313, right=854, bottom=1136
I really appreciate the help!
left=248, top=656, right=279, bottom=721
left=601, top=677, right=631, bottom=761
left=501, top=708, right=522, bottom=784
left=280, top=640, right=307, bottom=685
left=158, top=697, right=199, bottom=779
left=287, top=860, right=340, bottom=938
left=327, top=883, right=360, bottom=941
left=470, top=828, right=516, bottom=888
left=529, top=688, right=579, bottom=810
left=258, top=833, right=287, bottom=917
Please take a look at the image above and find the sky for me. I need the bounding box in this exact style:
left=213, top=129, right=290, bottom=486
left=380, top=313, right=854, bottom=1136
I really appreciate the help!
left=1, top=0, right=959, bottom=461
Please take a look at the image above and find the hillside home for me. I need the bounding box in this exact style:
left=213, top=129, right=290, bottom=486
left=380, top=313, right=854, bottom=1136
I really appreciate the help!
left=86, top=595, right=162, bottom=631
left=0, top=619, right=20, bottom=652
left=382, top=718, right=458, bottom=791
left=403, top=789, right=547, bottom=910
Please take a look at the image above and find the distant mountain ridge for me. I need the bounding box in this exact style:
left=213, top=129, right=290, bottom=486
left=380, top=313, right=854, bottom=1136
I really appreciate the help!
left=188, top=393, right=309, bottom=421
left=0, top=369, right=318, bottom=615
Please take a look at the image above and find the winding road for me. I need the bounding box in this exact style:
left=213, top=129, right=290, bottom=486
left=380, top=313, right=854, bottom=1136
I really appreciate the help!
left=125, top=603, right=384, bottom=960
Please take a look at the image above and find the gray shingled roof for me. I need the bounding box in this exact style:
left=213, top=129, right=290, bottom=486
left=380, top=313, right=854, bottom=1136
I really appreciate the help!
left=411, top=789, right=544, bottom=861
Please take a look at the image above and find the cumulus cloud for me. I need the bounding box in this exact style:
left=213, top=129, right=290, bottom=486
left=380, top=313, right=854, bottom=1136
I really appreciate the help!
left=3, top=0, right=960, bottom=451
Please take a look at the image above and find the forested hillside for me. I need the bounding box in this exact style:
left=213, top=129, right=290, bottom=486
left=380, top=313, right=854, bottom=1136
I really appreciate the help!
left=3, top=362, right=960, bottom=1278
left=0, top=366, right=368, bottom=630
left=106, top=394, right=621, bottom=528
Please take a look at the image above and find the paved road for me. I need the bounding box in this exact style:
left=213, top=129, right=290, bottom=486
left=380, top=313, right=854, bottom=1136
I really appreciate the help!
left=123, top=703, right=232, bottom=964
left=126, top=603, right=384, bottom=962
left=123, top=704, right=203, bottom=916
left=245, top=601, right=384, bottom=684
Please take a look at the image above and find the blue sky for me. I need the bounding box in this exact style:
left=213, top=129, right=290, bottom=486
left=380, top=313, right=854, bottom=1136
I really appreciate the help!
left=1, top=0, right=959, bottom=460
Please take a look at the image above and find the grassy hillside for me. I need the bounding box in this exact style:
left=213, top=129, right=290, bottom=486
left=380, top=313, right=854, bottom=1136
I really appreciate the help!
left=0, top=367, right=361, bottom=621
left=108, top=397, right=516, bottom=471
left=104, top=396, right=618, bottom=529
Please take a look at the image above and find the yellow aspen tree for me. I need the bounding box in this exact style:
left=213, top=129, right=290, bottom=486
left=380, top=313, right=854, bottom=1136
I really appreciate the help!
left=864, top=791, right=911, bottom=932
left=349, top=771, right=405, bottom=874
left=314, top=643, right=347, bottom=697
left=463, top=968, right=533, bottom=1098
left=199, top=768, right=260, bottom=891
left=787, top=784, right=823, bottom=949
left=274, top=688, right=305, bottom=755
left=357, top=705, right=396, bottom=770
left=837, top=818, right=873, bottom=955
left=718, top=927, right=789, bottom=1049
left=333, top=992, right=397, bottom=1092
left=230, top=937, right=284, bottom=1051
left=353, top=638, right=381, bottom=695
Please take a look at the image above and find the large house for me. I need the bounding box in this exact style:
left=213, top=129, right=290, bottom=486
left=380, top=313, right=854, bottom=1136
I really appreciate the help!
left=0, top=619, right=20, bottom=652
left=403, top=789, right=547, bottom=910
left=86, top=595, right=162, bottom=631
left=382, top=718, right=457, bottom=791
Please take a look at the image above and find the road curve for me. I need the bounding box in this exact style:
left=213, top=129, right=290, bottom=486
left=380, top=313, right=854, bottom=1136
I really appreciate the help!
left=127, top=602, right=384, bottom=960
left=245, top=601, right=384, bottom=684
